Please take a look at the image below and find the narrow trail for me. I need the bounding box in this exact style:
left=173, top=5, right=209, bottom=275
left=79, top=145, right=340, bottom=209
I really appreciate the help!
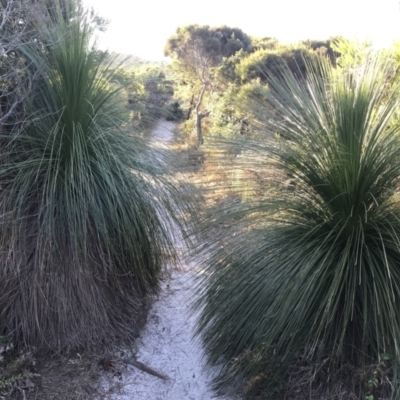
left=102, top=120, right=237, bottom=400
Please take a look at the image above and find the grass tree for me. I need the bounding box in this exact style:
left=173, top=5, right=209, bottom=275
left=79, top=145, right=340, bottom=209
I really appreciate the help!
left=195, top=56, right=400, bottom=398
left=0, top=0, right=185, bottom=350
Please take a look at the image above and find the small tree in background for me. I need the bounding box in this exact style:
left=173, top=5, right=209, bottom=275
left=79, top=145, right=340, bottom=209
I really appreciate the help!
left=165, top=25, right=251, bottom=146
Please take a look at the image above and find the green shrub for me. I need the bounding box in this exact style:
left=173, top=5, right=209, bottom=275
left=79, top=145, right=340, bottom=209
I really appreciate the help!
left=0, top=1, right=184, bottom=350
left=166, top=101, right=184, bottom=121
left=195, top=56, right=400, bottom=398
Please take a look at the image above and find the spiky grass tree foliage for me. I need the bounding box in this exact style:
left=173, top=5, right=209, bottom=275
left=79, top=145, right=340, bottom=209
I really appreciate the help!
left=0, top=2, right=182, bottom=350
left=195, top=57, right=400, bottom=397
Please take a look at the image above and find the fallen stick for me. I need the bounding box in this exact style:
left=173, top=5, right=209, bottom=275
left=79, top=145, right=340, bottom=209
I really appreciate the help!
left=122, top=358, right=170, bottom=381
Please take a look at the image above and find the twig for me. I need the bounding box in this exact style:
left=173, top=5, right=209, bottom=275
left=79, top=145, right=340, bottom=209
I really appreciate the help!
left=121, top=359, right=170, bottom=381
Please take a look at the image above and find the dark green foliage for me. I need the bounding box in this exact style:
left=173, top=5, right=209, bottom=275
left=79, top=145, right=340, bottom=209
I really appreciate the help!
left=166, top=101, right=184, bottom=121
left=195, top=56, right=400, bottom=398
left=165, top=24, right=252, bottom=64
left=116, top=64, right=174, bottom=129
left=235, top=44, right=323, bottom=83
left=0, top=1, right=184, bottom=351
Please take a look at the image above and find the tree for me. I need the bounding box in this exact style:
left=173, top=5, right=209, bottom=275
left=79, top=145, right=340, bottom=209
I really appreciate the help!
left=165, top=24, right=251, bottom=146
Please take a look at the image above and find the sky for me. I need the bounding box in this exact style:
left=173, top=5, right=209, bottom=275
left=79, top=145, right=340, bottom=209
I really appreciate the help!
left=82, top=0, right=400, bottom=61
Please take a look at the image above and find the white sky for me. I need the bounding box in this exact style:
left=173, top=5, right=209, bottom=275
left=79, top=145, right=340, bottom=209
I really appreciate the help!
left=83, top=0, right=400, bottom=60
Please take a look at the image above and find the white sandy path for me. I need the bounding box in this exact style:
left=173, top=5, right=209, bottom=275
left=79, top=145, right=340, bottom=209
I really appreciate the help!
left=102, top=120, right=238, bottom=400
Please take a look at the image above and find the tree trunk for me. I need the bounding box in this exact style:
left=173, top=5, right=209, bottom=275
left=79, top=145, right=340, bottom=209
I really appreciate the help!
left=186, top=94, right=194, bottom=120
left=195, top=82, right=207, bottom=147
left=196, top=112, right=203, bottom=147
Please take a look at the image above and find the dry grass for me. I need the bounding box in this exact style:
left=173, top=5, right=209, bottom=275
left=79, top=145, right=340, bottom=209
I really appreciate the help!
left=1, top=349, right=106, bottom=399
left=0, top=301, right=151, bottom=400
left=243, top=354, right=393, bottom=400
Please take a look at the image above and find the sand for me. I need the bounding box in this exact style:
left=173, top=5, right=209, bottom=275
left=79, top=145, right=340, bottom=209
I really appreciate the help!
left=100, top=120, right=237, bottom=400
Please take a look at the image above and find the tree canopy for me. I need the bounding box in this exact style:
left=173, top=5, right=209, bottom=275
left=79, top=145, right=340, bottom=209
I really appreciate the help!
left=165, top=24, right=252, bottom=67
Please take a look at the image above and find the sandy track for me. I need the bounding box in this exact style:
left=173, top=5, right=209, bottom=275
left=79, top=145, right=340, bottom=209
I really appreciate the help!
left=101, top=120, right=236, bottom=400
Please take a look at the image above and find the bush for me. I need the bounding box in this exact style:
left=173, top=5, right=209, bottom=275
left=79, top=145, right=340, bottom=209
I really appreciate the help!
left=166, top=101, right=184, bottom=121
left=195, top=56, right=400, bottom=398
left=0, top=1, right=184, bottom=351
